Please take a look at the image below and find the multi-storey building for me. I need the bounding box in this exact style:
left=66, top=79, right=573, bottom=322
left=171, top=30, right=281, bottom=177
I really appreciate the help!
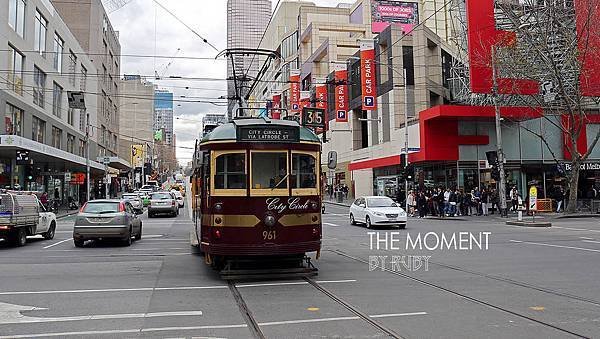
left=0, top=0, right=106, bottom=203
left=51, top=0, right=122, bottom=161
left=154, top=89, right=173, bottom=146
left=226, top=0, right=272, bottom=119
left=201, top=113, right=226, bottom=138
left=118, top=75, right=154, bottom=167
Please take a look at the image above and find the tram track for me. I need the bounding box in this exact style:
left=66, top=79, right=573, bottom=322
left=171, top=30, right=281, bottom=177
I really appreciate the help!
left=330, top=249, right=592, bottom=339
left=228, top=281, right=266, bottom=339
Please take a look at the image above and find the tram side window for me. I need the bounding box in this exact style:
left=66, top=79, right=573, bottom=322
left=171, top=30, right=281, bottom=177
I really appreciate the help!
left=215, top=153, right=246, bottom=189
left=291, top=154, right=316, bottom=188
left=252, top=152, right=288, bottom=189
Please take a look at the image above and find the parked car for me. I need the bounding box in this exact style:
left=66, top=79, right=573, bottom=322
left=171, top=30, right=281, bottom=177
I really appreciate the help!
left=148, top=192, right=179, bottom=217
left=349, top=196, right=407, bottom=229
left=122, top=193, right=144, bottom=213
left=73, top=200, right=142, bottom=247
left=171, top=190, right=184, bottom=208
left=0, top=191, right=57, bottom=246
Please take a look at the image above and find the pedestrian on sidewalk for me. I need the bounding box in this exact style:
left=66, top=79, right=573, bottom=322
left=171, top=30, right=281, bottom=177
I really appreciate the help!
left=555, top=186, right=565, bottom=213
left=510, top=187, right=519, bottom=212
left=407, top=190, right=416, bottom=217
left=481, top=188, right=489, bottom=216
left=417, top=192, right=427, bottom=218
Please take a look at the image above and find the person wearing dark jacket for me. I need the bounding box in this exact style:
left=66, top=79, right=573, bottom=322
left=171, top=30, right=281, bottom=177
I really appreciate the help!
left=417, top=192, right=427, bottom=218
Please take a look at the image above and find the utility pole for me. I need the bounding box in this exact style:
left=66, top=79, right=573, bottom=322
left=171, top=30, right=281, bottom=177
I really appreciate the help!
left=85, top=109, right=91, bottom=202
left=403, top=69, right=410, bottom=213
left=491, top=48, right=508, bottom=217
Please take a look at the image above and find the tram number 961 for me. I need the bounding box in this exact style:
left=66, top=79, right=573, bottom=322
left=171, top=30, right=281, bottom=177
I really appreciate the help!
left=262, top=230, right=277, bottom=240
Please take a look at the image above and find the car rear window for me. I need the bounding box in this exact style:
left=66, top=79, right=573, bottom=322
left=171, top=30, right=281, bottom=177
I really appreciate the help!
left=151, top=193, right=171, bottom=200
left=83, top=202, right=120, bottom=213
left=122, top=194, right=138, bottom=199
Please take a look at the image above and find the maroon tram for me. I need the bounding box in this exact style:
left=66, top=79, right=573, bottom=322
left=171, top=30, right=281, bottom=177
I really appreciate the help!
left=191, top=117, right=322, bottom=277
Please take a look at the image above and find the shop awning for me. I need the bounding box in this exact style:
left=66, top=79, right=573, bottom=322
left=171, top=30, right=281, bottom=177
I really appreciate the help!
left=349, top=155, right=401, bottom=171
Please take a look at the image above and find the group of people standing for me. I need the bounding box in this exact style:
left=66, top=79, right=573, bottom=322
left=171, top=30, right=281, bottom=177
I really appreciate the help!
left=405, top=187, right=500, bottom=218
left=326, top=184, right=349, bottom=201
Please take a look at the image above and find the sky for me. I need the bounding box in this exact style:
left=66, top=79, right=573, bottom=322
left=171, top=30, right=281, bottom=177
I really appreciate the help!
left=108, top=0, right=354, bottom=164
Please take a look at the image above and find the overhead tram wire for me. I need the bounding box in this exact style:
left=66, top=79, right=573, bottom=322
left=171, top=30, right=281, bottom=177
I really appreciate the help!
left=152, top=0, right=220, bottom=53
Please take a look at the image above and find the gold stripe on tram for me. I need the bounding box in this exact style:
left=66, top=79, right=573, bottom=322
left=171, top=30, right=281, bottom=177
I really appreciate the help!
left=212, top=215, right=261, bottom=228
left=278, top=213, right=320, bottom=227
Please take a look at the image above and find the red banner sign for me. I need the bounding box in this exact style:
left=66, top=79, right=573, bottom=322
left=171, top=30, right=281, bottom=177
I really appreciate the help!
left=289, top=71, right=300, bottom=115
left=272, top=94, right=281, bottom=119
left=299, top=91, right=311, bottom=114
left=360, top=40, right=377, bottom=110
left=334, top=67, right=348, bottom=122
left=315, top=84, right=328, bottom=130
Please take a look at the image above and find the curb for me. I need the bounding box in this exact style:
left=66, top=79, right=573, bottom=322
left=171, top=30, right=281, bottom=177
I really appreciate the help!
left=554, top=214, right=600, bottom=219
left=324, top=201, right=351, bottom=208
left=423, top=216, right=468, bottom=221
left=506, top=220, right=552, bottom=227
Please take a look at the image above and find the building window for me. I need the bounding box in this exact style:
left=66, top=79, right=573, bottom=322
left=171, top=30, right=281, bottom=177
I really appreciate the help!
left=68, top=50, right=77, bottom=85
left=9, top=0, right=26, bottom=38
left=51, top=126, right=62, bottom=149
left=34, top=10, right=47, bottom=55
left=33, top=66, right=46, bottom=108
left=5, top=103, right=23, bottom=136
left=79, top=109, right=86, bottom=131
left=52, top=82, right=63, bottom=117
left=113, top=134, right=117, bottom=150
left=67, top=134, right=75, bottom=153
left=79, top=139, right=86, bottom=157
left=53, top=33, right=64, bottom=72
left=80, top=65, right=87, bottom=91
left=7, top=45, right=24, bottom=95
left=67, top=108, right=75, bottom=126
left=102, top=65, right=107, bottom=86
left=101, top=125, right=106, bottom=145
left=32, top=116, right=46, bottom=143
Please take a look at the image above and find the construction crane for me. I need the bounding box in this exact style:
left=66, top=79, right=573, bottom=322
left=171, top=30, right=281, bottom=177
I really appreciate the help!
left=155, top=48, right=181, bottom=80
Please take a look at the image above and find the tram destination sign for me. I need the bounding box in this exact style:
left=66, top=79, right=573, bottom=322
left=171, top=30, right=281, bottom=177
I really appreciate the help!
left=237, top=126, right=300, bottom=143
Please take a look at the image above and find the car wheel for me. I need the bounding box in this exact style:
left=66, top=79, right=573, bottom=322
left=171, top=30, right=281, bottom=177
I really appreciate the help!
left=135, top=224, right=142, bottom=241
left=123, top=230, right=132, bottom=246
left=43, top=221, right=56, bottom=240
left=74, top=239, right=85, bottom=247
left=350, top=213, right=356, bottom=225
left=13, top=228, right=27, bottom=247
left=366, top=216, right=372, bottom=229
left=148, top=212, right=154, bottom=218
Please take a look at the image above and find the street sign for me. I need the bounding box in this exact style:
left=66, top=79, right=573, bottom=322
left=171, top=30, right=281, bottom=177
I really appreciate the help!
left=96, top=156, right=111, bottom=164
left=302, top=107, right=325, bottom=128
left=327, top=151, right=338, bottom=169
left=16, top=150, right=30, bottom=165
left=541, top=81, right=557, bottom=103
left=529, top=186, right=538, bottom=211
left=64, top=172, right=71, bottom=182
left=67, top=91, right=86, bottom=109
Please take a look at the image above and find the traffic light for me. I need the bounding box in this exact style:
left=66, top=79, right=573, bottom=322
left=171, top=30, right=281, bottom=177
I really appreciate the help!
left=486, top=151, right=500, bottom=180
left=24, top=165, right=34, bottom=181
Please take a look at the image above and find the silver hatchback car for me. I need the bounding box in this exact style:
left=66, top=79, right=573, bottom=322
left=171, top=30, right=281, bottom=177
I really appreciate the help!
left=148, top=192, right=179, bottom=218
left=73, top=200, right=142, bottom=247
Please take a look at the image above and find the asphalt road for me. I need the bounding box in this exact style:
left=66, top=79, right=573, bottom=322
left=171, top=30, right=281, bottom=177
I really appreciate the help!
left=0, top=202, right=599, bottom=338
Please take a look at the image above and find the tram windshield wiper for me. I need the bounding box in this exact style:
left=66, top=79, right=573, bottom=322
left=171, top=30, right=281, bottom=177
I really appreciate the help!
left=272, top=173, right=289, bottom=190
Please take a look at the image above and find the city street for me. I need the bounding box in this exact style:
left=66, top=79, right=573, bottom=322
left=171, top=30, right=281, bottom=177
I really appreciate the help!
left=0, top=204, right=599, bottom=338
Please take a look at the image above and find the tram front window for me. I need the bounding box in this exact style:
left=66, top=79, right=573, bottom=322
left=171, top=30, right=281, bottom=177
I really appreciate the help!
left=251, top=152, right=288, bottom=189
left=291, top=153, right=316, bottom=188
left=215, top=153, right=246, bottom=189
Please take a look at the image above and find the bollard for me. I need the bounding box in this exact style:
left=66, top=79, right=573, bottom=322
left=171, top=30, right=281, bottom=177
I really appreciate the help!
left=517, top=210, right=523, bottom=221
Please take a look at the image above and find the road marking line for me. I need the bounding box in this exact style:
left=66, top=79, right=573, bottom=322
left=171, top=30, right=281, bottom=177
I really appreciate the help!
left=131, top=248, right=186, bottom=251
left=0, top=280, right=357, bottom=296
left=580, top=237, right=595, bottom=240
left=43, top=238, right=72, bottom=249
left=0, top=312, right=425, bottom=338
left=582, top=240, right=600, bottom=244
left=509, top=239, right=600, bottom=253
left=553, top=226, right=600, bottom=233
left=323, top=222, right=340, bottom=227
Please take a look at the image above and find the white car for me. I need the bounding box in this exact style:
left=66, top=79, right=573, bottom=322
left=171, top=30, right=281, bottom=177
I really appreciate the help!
left=349, top=196, right=407, bottom=229
left=171, top=190, right=184, bottom=208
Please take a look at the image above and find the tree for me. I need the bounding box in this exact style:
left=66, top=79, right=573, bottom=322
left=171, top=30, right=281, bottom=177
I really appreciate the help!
left=491, top=0, right=600, bottom=213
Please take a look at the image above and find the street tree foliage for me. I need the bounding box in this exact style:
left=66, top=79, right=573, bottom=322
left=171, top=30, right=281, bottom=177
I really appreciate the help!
left=492, top=0, right=600, bottom=213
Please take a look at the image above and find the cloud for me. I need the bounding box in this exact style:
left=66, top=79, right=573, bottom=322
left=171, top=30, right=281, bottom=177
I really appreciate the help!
left=110, top=0, right=355, bottom=164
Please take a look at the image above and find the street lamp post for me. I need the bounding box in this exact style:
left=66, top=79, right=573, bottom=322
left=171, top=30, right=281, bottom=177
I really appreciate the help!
left=492, top=48, right=508, bottom=217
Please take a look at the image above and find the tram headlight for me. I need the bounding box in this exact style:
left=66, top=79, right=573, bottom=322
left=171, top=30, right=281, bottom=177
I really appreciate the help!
left=264, top=214, right=276, bottom=228
left=214, top=202, right=223, bottom=212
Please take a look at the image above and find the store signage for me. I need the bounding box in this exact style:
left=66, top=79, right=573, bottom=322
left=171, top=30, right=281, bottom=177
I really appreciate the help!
left=334, top=65, right=348, bottom=123
left=290, top=71, right=300, bottom=114
left=371, top=0, right=419, bottom=34
left=237, top=126, right=300, bottom=143
left=563, top=162, right=600, bottom=171
left=315, top=83, right=328, bottom=132
left=360, top=39, right=377, bottom=111
left=16, top=150, right=30, bottom=165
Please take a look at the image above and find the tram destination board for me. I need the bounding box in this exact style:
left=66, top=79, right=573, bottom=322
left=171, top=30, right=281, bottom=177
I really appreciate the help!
left=237, top=125, right=300, bottom=143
